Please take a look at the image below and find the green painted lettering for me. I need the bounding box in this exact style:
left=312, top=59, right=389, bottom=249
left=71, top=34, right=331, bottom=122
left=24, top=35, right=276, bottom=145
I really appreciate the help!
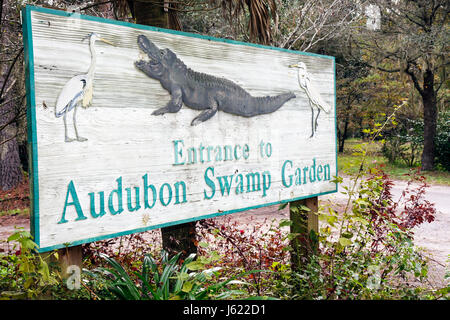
left=143, top=174, right=157, bottom=209
left=281, top=160, right=293, bottom=188
left=108, top=177, right=123, bottom=215
left=126, top=187, right=141, bottom=212
left=323, top=164, right=331, bottom=181
left=214, top=146, right=222, bottom=161
left=309, top=158, right=316, bottom=183
left=159, top=183, right=172, bottom=206
left=235, top=174, right=244, bottom=194
left=198, top=143, right=205, bottom=163
left=262, top=171, right=271, bottom=197
left=203, top=166, right=216, bottom=200
left=224, top=145, right=232, bottom=161
left=173, top=140, right=185, bottom=165
left=58, top=180, right=87, bottom=224
left=242, top=144, right=249, bottom=160
left=295, top=168, right=302, bottom=185
left=234, top=144, right=241, bottom=160
left=246, top=172, right=261, bottom=193
left=317, top=165, right=323, bottom=181
left=303, top=167, right=308, bottom=184
left=174, top=181, right=187, bottom=204
left=217, top=174, right=234, bottom=196
left=206, top=146, right=214, bottom=162
left=89, top=191, right=106, bottom=218
left=187, top=147, right=197, bottom=164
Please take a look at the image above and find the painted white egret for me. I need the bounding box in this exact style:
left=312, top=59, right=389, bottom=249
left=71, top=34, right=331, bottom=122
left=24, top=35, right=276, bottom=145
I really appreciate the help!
left=45, top=32, right=114, bottom=142
left=289, top=62, right=331, bottom=138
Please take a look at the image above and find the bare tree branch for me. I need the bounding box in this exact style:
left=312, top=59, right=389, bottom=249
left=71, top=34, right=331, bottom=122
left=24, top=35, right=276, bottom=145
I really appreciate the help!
left=404, top=63, right=425, bottom=98
left=276, top=0, right=365, bottom=52
left=0, top=46, right=23, bottom=100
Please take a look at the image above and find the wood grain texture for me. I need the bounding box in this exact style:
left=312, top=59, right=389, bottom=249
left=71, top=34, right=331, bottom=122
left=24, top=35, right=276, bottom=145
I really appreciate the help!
left=27, top=9, right=337, bottom=251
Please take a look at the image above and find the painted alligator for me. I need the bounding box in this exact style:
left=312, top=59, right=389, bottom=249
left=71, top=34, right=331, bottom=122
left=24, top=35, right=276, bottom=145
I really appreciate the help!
left=135, top=35, right=296, bottom=126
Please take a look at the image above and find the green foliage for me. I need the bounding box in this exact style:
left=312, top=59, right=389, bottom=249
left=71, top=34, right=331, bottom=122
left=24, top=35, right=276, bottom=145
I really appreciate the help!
left=87, top=250, right=264, bottom=300
left=0, top=228, right=59, bottom=299
left=270, top=111, right=446, bottom=300
left=381, top=109, right=450, bottom=171
left=435, top=110, right=450, bottom=171
left=270, top=168, right=445, bottom=300
left=382, top=116, right=423, bottom=167
left=338, top=145, right=450, bottom=186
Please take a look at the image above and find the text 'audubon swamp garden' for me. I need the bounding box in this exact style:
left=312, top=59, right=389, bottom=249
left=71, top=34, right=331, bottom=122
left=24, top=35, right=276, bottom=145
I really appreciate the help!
left=57, top=139, right=332, bottom=224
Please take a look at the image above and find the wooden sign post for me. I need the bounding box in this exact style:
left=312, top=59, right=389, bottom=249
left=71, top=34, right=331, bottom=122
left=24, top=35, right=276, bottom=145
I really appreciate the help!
left=290, top=197, right=319, bottom=270
left=22, top=5, right=337, bottom=265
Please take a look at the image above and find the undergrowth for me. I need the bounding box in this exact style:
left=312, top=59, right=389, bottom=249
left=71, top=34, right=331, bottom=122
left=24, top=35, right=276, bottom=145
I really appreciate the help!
left=1, top=109, right=448, bottom=300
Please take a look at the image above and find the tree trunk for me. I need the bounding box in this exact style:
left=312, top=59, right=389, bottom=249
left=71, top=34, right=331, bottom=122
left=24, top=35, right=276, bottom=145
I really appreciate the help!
left=129, top=0, right=197, bottom=259
left=132, top=0, right=168, bottom=28
left=0, top=45, right=23, bottom=190
left=420, top=68, right=437, bottom=171
left=338, top=114, right=349, bottom=153
left=0, top=109, right=23, bottom=191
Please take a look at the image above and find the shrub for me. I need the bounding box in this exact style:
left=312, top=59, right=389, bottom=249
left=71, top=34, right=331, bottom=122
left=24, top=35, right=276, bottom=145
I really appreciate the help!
left=271, top=104, right=440, bottom=299
left=1, top=228, right=59, bottom=299
left=435, top=109, right=450, bottom=171
left=382, top=109, right=450, bottom=171
left=382, top=116, right=423, bottom=167
left=269, top=166, right=439, bottom=300
left=197, top=216, right=289, bottom=297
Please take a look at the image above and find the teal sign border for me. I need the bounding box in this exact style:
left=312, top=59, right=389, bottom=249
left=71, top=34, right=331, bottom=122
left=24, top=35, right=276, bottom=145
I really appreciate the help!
left=22, top=5, right=338, bottom=253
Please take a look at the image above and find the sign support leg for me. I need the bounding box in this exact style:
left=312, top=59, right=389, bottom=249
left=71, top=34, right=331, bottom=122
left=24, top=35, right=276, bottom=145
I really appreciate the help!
left=289, top=196, right=319, bottom=271
left=56, top=245, right=82, bottom=280
left=161, top=222, right=197, bottom=259
left=40, top=245, right=83, bottom=292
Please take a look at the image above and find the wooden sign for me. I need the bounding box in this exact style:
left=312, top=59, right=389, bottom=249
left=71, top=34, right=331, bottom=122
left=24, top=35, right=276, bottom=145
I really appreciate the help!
left=22, top=5, right=337, bottom=252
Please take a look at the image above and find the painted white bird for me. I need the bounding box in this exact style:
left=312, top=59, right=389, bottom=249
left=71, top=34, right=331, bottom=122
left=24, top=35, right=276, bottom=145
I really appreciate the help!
left=44, top=32, right=114, bottom=142
left=289, top=62, right=331, bottom=138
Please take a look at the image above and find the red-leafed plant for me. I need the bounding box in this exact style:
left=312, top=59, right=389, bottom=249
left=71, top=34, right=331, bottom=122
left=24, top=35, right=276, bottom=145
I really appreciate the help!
left=196, top=216, right=289, bottom=296
left=362, top=166, right=436, bottom=253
